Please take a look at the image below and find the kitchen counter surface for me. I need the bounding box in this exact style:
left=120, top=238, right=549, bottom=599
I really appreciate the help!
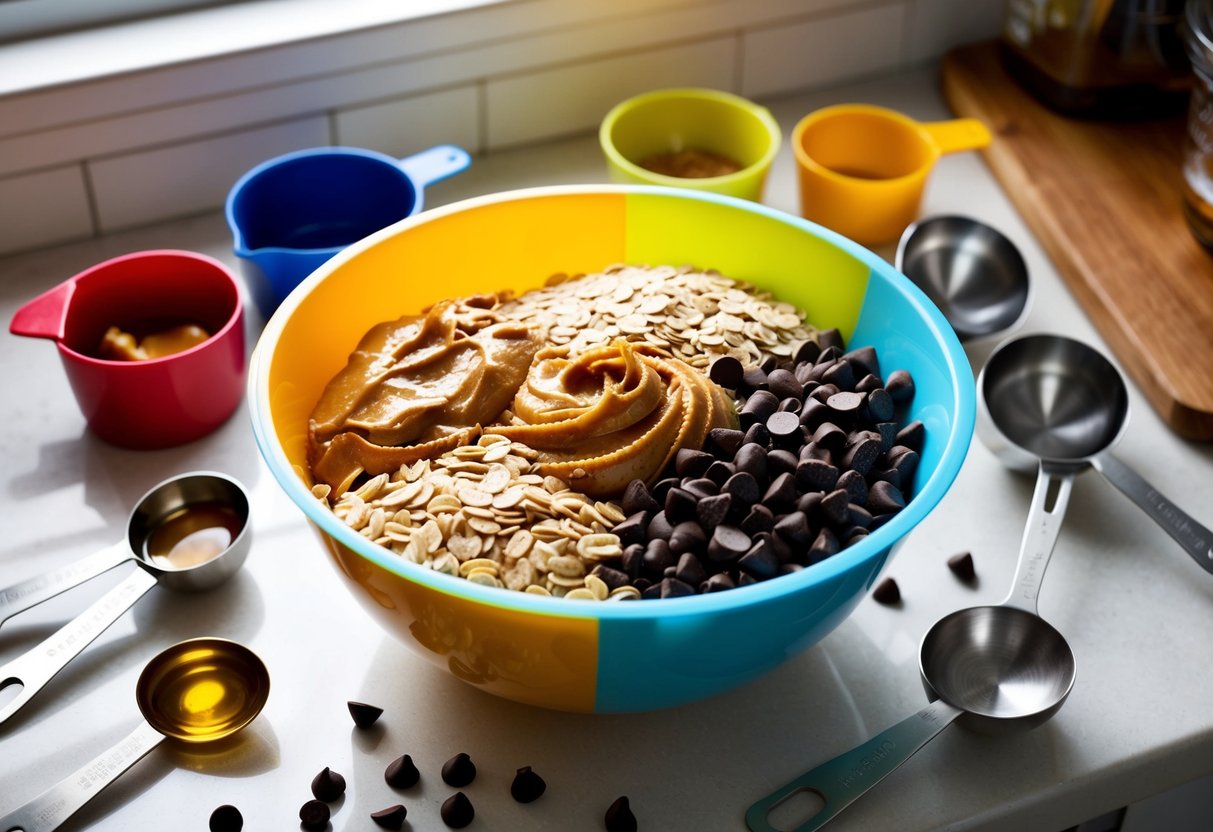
left=2, top=66, right=1211, bottom=832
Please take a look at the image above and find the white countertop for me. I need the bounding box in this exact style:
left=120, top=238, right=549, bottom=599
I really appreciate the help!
left=2, top=66, right=1212, bottom=832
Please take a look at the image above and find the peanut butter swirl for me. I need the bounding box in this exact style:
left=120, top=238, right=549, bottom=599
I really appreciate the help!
left=493, top=340, right=738, bottom=497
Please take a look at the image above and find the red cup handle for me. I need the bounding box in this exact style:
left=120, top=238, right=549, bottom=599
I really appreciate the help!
left=10, top=280, right=75, bottom=341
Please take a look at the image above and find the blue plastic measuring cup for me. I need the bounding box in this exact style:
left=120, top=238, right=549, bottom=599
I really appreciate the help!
left=225, top=144, right=471, bottom=318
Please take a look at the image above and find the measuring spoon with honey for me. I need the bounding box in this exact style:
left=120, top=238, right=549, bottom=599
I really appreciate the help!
left=0, top=471, right=248, bottom=628
left=0, top=637, right=269, bottom=832
left=0, top=472, right=251, bottom=725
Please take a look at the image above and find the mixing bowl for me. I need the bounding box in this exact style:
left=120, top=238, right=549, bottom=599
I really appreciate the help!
left=249, top=185, right=974, bottom=713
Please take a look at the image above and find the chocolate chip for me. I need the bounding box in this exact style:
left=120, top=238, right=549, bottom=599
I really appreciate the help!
left=854, top=373, right=883, bottom=394
left=841, top=436, right=882, bottom=475
left=798, top=397, right=830, bottom=429
left=766, top=368, right=802, bottom=401
left=888, top=447, right=920, bottom=482
left=826, top=390, right=864, bottom=416
left=766, top=448, right=798, bottom=478
left=209, top=804, right=243, bottom=832
left=622, top=479, right=660, bottom=516
left=441, top=792, right=475, bottom=828
left=299, top=799, right=330, bottom=831
left=642, top=539, right=674, bottom=577
left=605, top=796, right=638, bottom=832
left=622, top=544, right=644, bottom=579
left=347, top=701, right=383, bottom=729
left=680, top=476, right=718, bottom=498
left=702, top=461, right=734, bottom=486
left=766, top=410, right=802, bottom=441
left=674, top=552, right=707, bottom=587
left=809, top=527, right=839, bottom=563
left=707, top=427, right=745, bottom=459
left=875, top=421, right=898, bottom=452
left=707, top=525, right=751, bottom=564
left=743, top=422, right=772, bottom=448
left=733, top=443, right=768, bottom=482
left=723, top=471, right=761, bottom=505
left=762, top=472, right=798, bottom=512
left=799, top=441, right=832, bottom=464
left=817, top=328, right=845, bottom=351
left=885, top=369, right=915, bottom=402
left=820, top=488, right=851, bottom=525
left=674, top=448, right=712, bottom=479
left=848, top=503, right=873, bottom=529
left=742, top=366, right=769, bottom=391
left=701, top=572, right=736, bottom=593
left=511, top=766, right=547, bottom=803
left=843, top=345, right=880, bottom=379
left=948, top=551, right=976, bottom=582
left=811, top=421, right=847, bottom=451
left=796, top=491, right=823, bottom=515
left=872, top=576, right=901, bottom=605
left=669, top=521, right=707, bottom=555
left=810, top=383, right=840, bottom=404
left=696, top=492, right=732, bottom=531
left=664, top=487, right=698, bottom=524
left=777, top=396, right=802, bottom=414
left=867, top=480, right=906, bottom=514
left=836, top=469, right=868, bottom=505
left=737, top=572, right=758, bottom=586
left=794, top=339, right=822, bottom=364
left=774, top=511, right=813, bottom=547
left=441, top=753, right=477, bottom=787
left=738, top=537, right=781, bottom=579
left=591, top=564, right=631, bottom=592
left=311, top=767, right=346, bottom=802
left=385, top=754, right=420, bottom=789
left=795, top=458, right=838, bottom=492
left=740, top=389, right=779, bottom=427
left=612, top=512, right=648, bottom=548
left=371, top=805, right=408, bottom=830
left=709, top=355, right=745, bottom=388
left=865, top=388, right=895, bottom=422
left=646, top=511, right=674, bottom=541
left=660, top=576, right=696, bottom=598
left=761, top=355, right=779, bottom=373
left=822, top=360, right=855, bottom=391
left=740, top=503, right=775, bottom=535
left=895, top=419, right=925, bottom=451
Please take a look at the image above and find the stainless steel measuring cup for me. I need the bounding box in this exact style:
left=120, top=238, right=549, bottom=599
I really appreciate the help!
left=979, top=333, right=1213, bottom=575
left=0, top=637, right=269, bottom=832
left=0, top=472, right=247, bottom=628
left=0, top=472, right=251, bottom=725
left=895, top=215, right=1031, bottom=342
left=746, top=461, right=1076, bottom=831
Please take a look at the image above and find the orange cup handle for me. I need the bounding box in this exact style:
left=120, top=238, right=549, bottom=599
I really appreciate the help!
left=923, top=118, right=992, bottom=155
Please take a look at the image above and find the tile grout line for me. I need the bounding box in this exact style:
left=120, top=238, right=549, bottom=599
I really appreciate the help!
left=80, top=160, right=102, bottom=239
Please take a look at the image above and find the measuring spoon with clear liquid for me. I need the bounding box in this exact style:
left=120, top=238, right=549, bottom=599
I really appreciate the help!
left=0, top=637, right=269, bottom=832
left=0, top=471, right=249, bottom=628
left=0, top=472, right=251, bottom=725
left=746, top=453, right=1076, bottom=831
left=978, top=333, right=1213, bottom=574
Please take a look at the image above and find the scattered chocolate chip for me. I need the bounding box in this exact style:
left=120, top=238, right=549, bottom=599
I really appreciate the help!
left=605, top=796, right=639, bottom=832
left=441, top=753, right=477, bottom=787
left=371, top=804, right=408, bottom=830
left=948, top=551, right=976, bottom=582
left=347, top=701, right=383, bottom=729
left=311, top=767, right=347, bottom=802
left=872, top=576, right=901, bottom=605
left=441, top=792, right=475, bottom=828
left=385, top=754, right=420, bottom=789
left=511, top=766, right=547, bottom=803
left=709, top=354, right=744, bottom=389
left=209, top=804, right=243, bottom=832
left=299, top=799, right=331, bottom=831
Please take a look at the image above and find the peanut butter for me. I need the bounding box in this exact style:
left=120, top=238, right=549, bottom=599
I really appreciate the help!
left=98, top=323, right=210, bottom=361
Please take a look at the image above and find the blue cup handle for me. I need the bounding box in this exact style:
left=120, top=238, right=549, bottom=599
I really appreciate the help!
left=398, top=145, right=472, bottom=189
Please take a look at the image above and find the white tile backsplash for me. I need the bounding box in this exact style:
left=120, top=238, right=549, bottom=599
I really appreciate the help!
left=0, top=0, right=1002, bottom=256
left=741, top=4, right=908, bottom=99
left=335, top=85, right=481, bottom=156
left=0, top=166, right=93, bottom=254
left=88, top=116, right=331, bottom=233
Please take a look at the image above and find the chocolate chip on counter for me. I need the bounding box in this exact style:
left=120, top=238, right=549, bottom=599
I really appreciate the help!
left=701, top=572, right=736, bottom=593
left=371, top=805, right=408, bottom=830
left=817, top=328, right=845, bottom=351
left=347, top=701, right=383, bottom=729
left=664, top=487, right=698, bottom=525
left=311, top=767, right=347, bottom=802
left=441, top=753, right=477, bottom=787
left=660, top=576, right=696, bottom=598
left=707, top=427, right=745, bottom=458
left=707, top=525, right=751, bottom=564
left=605, top=796, right=639, bottom=832
left=948, top=551, right=977, bottom=582
left=761, top=472, right=798, bottom=512
left=766, top=368, right=803, bottom=401
left=867, top=480, right=907, bottom=515
left=843, top=345, right=880, bottom=380
left=708, top=354, right=745, bottom=389
left=836, top=469, right=868, bottom=506
left=674, top=552, right=707, bottom=587
left=209, top=804, right=243, bottom=832
left=885, top=369, right=916, bottom=402
left=723, top=471, right=761, bottom=506
left=622, top=479, right=661, bottom=516
left=299, top=799, right=331, bottom=831
left=385, top=754, right=421, bottom=789
left=675, top=448, right=714, bottom=478
left=766, top=410, right=802, bottom=441
left=696, top=492, right=732, bottom=531
left=895, top=419, right=925, bottom=451
left=511, top=766, right=548, bottom=803
left=872, top=576, right=901, bottom=605
left=865, top=388, right=895, bottom=422
left=795, top=458, right=839, bottom=493
left=441, top=792, right=475, bottom=829
left=740, top=503, right=775, bottom=535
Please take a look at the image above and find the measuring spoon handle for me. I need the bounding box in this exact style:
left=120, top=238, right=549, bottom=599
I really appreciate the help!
left=745, top=698, right=964, bottom=832
left=0, top=565, right=159, bottom=726
left=0, top=542, right=133, bottom=628
left=0, top=720, right=165, bottom=832
left=1092, top=453, right=1213, bottom=575
left=1001, top=464, right=1075, bottom=614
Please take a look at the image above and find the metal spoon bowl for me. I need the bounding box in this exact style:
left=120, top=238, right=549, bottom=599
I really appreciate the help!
left=0, top=638, right=269, bottom=832
left=896, top=215, right=1031, bottom=342
left=979, top=333, right=1213, bottom=574
left=0, top=473, right=252, bottom=725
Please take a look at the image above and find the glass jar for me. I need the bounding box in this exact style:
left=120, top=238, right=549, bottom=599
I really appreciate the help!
left=1183, top=0, right=1213, bottom=247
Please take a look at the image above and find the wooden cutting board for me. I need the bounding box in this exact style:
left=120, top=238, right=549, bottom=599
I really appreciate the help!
left=941, top=41, right=1213, bottom=440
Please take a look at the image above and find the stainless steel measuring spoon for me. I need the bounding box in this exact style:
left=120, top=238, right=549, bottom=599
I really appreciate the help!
left=0, top=637, right=269, bottom=832
left=746, top=458, right=1076, bottom=832
left=0, top=471, right=249, bottom=628
left=0, top=472, right=251, bottom=725
left=895, top=215, right=1031, bottom=342
left=979, top=333, right=1213, bottom=574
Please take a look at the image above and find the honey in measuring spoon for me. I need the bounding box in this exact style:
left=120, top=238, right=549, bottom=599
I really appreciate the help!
left=144, top=503, right=244, bottom=569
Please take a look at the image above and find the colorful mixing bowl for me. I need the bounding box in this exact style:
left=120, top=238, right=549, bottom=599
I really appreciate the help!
left=249, top=185, right=974, bottom=713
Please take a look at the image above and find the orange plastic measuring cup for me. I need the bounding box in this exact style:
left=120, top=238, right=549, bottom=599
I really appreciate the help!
left=792, top=104, right=992, bottom=246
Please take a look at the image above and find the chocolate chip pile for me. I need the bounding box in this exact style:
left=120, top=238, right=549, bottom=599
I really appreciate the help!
left=585, top=331, right=922, bottom=599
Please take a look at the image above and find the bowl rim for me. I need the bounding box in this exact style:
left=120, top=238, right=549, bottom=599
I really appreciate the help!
left=249, top=184, right=975, bottom=619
